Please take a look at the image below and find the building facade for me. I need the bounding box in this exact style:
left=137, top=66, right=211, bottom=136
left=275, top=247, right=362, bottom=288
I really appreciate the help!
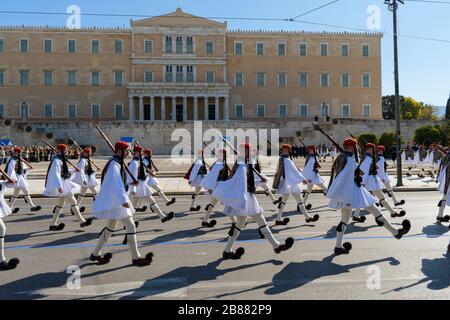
left=0, top=8, right=383, bottom=123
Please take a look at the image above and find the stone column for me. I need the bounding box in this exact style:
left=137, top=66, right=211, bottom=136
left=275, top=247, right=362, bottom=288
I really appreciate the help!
left=215, top=96, right=220, bottom=121
left=129, top=96, right=135, bottom=121
left=160, top=96, right=166, bottom=121
left=224, top=96, right=229, bottom=121
left=183, top=96, right=188, bottom=121
left=139, top=96, right=144, bottom=121
left=150, top=96, right=155, bottom=121
left=193, top=97, right=198, bottom=120
left=172, top=97, right=176, bottom=121
left=204, top=96, right=209, bottom=120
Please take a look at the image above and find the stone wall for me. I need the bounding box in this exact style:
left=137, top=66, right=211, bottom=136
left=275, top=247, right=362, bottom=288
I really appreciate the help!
left=0, top=119, right=442, bottom=154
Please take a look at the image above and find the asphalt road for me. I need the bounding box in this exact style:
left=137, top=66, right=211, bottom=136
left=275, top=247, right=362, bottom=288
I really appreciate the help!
left=0, top=191, right=449, bottom=300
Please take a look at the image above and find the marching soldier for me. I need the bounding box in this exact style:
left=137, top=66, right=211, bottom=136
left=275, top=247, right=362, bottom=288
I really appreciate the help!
left=402, top=144, right=416, bottom=176
left=5, top=147, right=42, bottom=213
left=43, top=144, right=92, bottom=231
left=436, top=146, right=450, bottom=224
left=73, top=147, right=98, bottom=212
left=302, top=145, right=327, bottom=209
left=90, top=141, right=153, bottom=266
left=185, top=148, right=208, bottom=212
left=252, top=146, right=279, bottom=205
left=430, top=144, right=444, bottom=178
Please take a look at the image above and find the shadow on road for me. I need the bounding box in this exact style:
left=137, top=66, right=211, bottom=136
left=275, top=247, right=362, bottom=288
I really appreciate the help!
left=421, top=224, right=449, bottom=238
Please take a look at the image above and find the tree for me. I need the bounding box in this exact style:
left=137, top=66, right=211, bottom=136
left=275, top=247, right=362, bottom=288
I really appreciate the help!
left=358, top=133, right=378, bottom=145
left=413, top=125, right=442, bottom=147
left=382, top=95, right=438, bottom=120
left=418, top=105, right=438, bottom=121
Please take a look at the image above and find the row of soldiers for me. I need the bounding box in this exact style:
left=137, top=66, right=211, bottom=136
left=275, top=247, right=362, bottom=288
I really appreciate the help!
left=400, top=144, right=443, bottom=178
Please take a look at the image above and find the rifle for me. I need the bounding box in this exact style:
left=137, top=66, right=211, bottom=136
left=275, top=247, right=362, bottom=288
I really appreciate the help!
left=93, top=124, right=138, bottom=184
left=312, top=123, right=344, bottom=153
left=0, top=167, right=13, bottom=183
left=40, top=138, right=80, bottom=172
left=69, top=139, right=101, bottom=170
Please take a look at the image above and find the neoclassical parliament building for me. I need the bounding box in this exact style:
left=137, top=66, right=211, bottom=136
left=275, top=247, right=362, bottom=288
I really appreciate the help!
left=0, top=8, right=383, bottom=123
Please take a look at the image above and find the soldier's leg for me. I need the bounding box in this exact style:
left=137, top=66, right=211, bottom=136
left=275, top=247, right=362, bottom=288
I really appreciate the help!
left=76, top=187, right=88, bottom=207
left=189, top=187, right=202, bottom=211
left=67, top=195, right=92, bottom=227
left=372, top=189, right=405, bottom=218
left=8, top=188, right=21, bottom=212
left=202, top=195, right=219, bottom=225
left=293, top=192, right=319, bottom=222
left=224, top=216, right=247, bottom=253
left=21, top=187, right=39, bottom=210
left=276, top=194, right=290, bottom=224
left=365, top=205, right=410, bottom=238
left=303, top=184, right=313, bottom=203
left=0, top=218, right=19, bottom=270
left=437, top=187, right=450, bottom=223
left=260, top=183, right=276, bottom=202
left=335, top=208, right=352, bottom=254
left=92, top=219, right=118, bottom=257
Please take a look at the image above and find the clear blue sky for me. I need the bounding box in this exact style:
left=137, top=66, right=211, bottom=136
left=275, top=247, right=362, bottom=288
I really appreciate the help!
left=1, top=0, right=449, bottom=106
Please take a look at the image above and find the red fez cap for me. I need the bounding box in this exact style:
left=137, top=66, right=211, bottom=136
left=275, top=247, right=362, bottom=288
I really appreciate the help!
left=133, top=145, right=143, bottom=153
left=377, top=145, right=385, bottom=152
left=14, top=147, right=23, bottom=153
left=365, top=143, right=376, bottom=149
left=307, top=145, right=315, bottom=151
left=56, top=144, right=68, bottom=151
left=83, top=147, right=91, bottom=154
left=115, top=141, right=129, bottom=152
left=144, top=148, right=152, bottom=155
left=343, top=138, right=357, bottom=148
left=281, top=144, right=292, bottom=150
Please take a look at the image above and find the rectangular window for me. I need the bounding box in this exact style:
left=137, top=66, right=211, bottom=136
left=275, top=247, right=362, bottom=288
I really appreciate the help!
left=91, top=40, right=100, bottom=53
left=234, top=42, right=242, bottom=55
left=176, top=36, right=183, bottom=54
left=341, top=72, right=349, bottom=87
left=206, top=71, right=215, bottom=83
left=362, top=73, right=371, bottom=87
left=206, top=41, right=214, bottom=54
left=342, top=104, right=350, bottom=117
left=278, top=43, right=286, bottom=56
left=234, top=72, right=244, bottom=87
left=341, top=43, right=349, bottom=57
left=165, top=36, right=173, bottom=53
left=186, top=65, right=194, bottom=82
left=278, top=104, right=287, bottom=117
left=235, top=104, right=244, bottom=118
left=256, top=43, right=264, bottom=56
left=44, top=104, right=53, bottom=117
left=257, top=104, right=265, bottom=117
left=114, top=104, right=124, bottom=119
left=44, top=70, right=53, bottom=86
left=363, top=104, right=371, bottom=117
left=144, top=40, right=153, bottom=53
left=144, top=71, right=153, bottom=83
left=91, top=71, right=100, bottom=86
left=299, top=72, right=308, bottom=87
left=165, top=66, right=173, bottom=82
left=67, top=71, right=77, bottom=86
left=299, top=42, right=307, bottom=56
left=320, top=104, right=329, bottom=116
left=186, top=36, right=193, bottom=54
left=20, top=103, right=29, bottom=118
left=320, top=73, right=329, bottom=87
left=68, top=104, right=77, bottom=118
left=44, top=39, right=53, bottom=53
left=278, top=72, right=287, bottom=87
left=299, top=104, right=308, bottom=117
left=320, top=43, right=328, bottom=56
left=68, top=39, right=76, bottom=53
left=176, top=66, right=183, bottom=82
left=114, top=71, right=123, bottom=86
left=362, top=44, right=369, bottom=57
left=20, top=39, right=28, bottom=53
left=115, top=39, right=123, bottom=54
left=0, top=70, right=5, bottom=86
left=256, top=72, right=266, bottom=86
left=91, top=104, right=101, bottom=118
left=20, top=70, right=29, bottom=86
left=0, top=104, right=4, bottom=118
left=0, top=39, right=4, bottom=53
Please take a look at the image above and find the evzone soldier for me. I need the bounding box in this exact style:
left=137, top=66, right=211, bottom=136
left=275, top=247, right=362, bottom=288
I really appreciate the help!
left=430, top=144, right=444, bottom=178
left=330, top=145, right=337, bottom=162
left=318, top=144, right=328, bottom=162
left=43, top=144, right=92, bottom=231
left=273, top=144, right=319, bottom=226
left=252, top=146, right=279, bottom=205
left=5, top=147, right=42, bottom=213
left=0, top=176, right=20, bottom=270
left=90, top=141, right=153, bottom=266
left=435, top=146, right=450, bottom=224
left=212, top=143, right=294, bottom=260
left=376, top=146, right=405, bottom=207
left=73, top=147, right=98, bottom=213
left=302, top=145, right=327, bottom=210
left=401, top=144, right=416, bottom=176
left=415, top=145, right=430, bottom=178
left=127, top=146, right=174, bottom=223
left=142, top=148, right=176, bottom=207
left=200, top=149, right=236, bottom=228
left=354, top=143, right=406, bottom=222
left=184, top=148, right=208, bottom=212
left=327, top=138, right=411, bottom=255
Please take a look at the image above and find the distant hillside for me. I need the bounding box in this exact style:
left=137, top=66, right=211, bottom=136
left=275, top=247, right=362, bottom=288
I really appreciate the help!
left=434, top=106, right=445, bottom=118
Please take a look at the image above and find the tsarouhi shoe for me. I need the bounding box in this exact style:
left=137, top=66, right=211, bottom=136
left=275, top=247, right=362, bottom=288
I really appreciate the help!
left=306, top=214, right=320, bottom=223
left=395, top=220, right=411, bottom=239
left=135, top=206, right=147, bottom=213
left=132, top=252, right=154, bottom=266
left=391, top=210, right=406, bottom=218
left=305, top=204, right=313, bottom=210
left=190, top=205, right=201, bottom=212
left=436, top=215, right=450, bottom=223
left=334, top=242, right=352, bottom=255
left=166, top=198, right=176, bottom=206
left=352, top=216, right=366, bottom=223
left=79, top=206, right=86, bottom=213
left=161, top=212, right=175, bottom=223
left=222, top=247, right=245, bottom=260
left=0, top=258, right=20, bottom=270
left=49, top=223, right=65, bottom=231
left=275, top=217, right=290, bottom=226
left=274, top=237, right=294, bottom=254
left=80, top=218, right=93, bottom=228
left=201, top=220, right=217, bottom=228
left=30, top=205, right=42, bottom=212
left=90, top=252, right=113, bottom=265
left=12, top=208, right=20, bottom=214
left=394, top=200, right=406, bottom=206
